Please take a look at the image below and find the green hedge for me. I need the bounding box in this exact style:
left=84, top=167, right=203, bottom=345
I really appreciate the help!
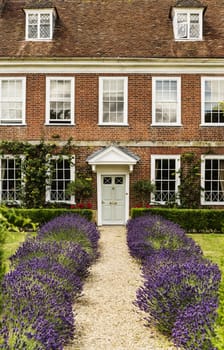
left=5, top=208, right=93, bottom=226
left=131, top=208, right=224, bottom=233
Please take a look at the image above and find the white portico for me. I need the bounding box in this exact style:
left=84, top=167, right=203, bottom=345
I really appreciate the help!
left=87, top=145, right=139, bottom=225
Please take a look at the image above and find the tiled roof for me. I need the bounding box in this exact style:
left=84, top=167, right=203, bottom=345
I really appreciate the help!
left=174, top=0, right=205, bottom=7
left=0, top=0, right=223, bottom=58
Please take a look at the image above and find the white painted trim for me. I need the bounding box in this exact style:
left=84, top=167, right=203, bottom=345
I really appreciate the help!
left=0, top=77, right=26, bottom=125
left=172, top=8, right=203, bottom=41
left=45, top=154, right=75, bottom=204
left=45, top=76, right=75, bottom=125
left=201, top=154, right=224, bottom=206
left=152, top=76, right=181, bottom=126
left=151, top=154, right=181, bottom=205
left=97, top=169, right=129, bottom=225
left=201, top=77, right=224, bottom=126
left=2, top=58, right=224, bottom=74
left=24, top=9, right=56, bottom=41
left=99, top=77, right=128, bottom=125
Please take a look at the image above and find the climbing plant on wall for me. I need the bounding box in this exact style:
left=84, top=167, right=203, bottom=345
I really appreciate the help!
left=178, top=152, right=202, bottom=208
left=0, top=139, right=73, bottom=208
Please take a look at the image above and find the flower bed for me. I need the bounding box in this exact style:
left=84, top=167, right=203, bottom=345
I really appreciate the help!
left=127, top=215, right=221, bottom=350
left=0, top=214, right=100, bottom=349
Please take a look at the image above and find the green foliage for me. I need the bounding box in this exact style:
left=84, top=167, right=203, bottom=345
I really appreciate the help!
left=66, top=177, right=93, bottom=203
left=0, top=139, right=73, bottom=208
left=0, top=206, right=36, bottom=232
left=212, top=260, right=224, bottom=349
left=131, top=208, right=224, bottom=232
left=12, top=208, right=93, bottom=225
left=133, top=179, right=155, bottom=207
left=178, top=152, right=202, bottom=208
left=0, top=224, right=6, bottom=312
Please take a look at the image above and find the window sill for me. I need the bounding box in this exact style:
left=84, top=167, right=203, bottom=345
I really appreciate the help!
left=45, top=123, right=75, bottom=126
left=200, top=123, right=224, bottom=127
left=0, top=123, right=26, bottom=126
left=98, top=123, right=129, bottom=127
left=151, top=123, right=182, bottom=127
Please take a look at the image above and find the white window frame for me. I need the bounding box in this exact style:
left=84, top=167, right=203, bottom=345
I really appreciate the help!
left=201, top=77, right=224, bottom=126
left=173, top=8, right=203, bottom=41
left=0, top=155, right=24, bottom=204
left=46, top=155, right=75, bottom=204
left=45, top=77, right=75, bottom=125
left=99, top=77, right=128, bottom=126
left=24, top=9, right=56, bottom=41
left=0, top=77, right=26, bottom=125
left=151, top=155, right=180, bottom=205
left=152, top=77, right=181, bottom=126
left=201, top=155, right=224, bottom=205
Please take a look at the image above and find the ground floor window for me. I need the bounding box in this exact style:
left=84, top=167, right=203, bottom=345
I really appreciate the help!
left=151, top=155, right=180, bottom=204
left=0, top=156, right=22, bottom=203
left=201, top=155, right=224, bottom=204
left=46, top=156, right=75, bottom=203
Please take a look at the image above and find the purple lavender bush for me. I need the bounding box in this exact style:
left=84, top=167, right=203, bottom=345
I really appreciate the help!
left=10, top=238, right=91, bottom=279
left=136, top=250, right=220, bottom=335
left=127, top=215, right=202, bottom=261
left=128, top=215, right=221, bottom=349
left=0, top=214, right=100, bottom=349
left=38, top=214, right=100, bottom=257
left=172, top=298, right=218, bottom=350
left=0, top=264, right=75, bottom=349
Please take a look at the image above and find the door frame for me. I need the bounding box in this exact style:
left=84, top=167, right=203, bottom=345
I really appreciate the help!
left=97, top=170, right=129, bottom=226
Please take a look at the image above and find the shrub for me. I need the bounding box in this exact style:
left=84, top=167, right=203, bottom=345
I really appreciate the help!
left=37, top=214, right=99, bottom=257
left=127, top=215, right=202, bottom=261
left=1, top=265, right=75, bottom=349
left=10, top=239, right=91, bottom=279
left=136, top=250, right=220, bottom=335
left=127, top=215, right=221, bottom=349
left=131, top=208, right=224, bottom=232
left=0, top=214, right=100, bottom=349
left=212, top=260, right=224, bottom=349
left=172, top=299, right=218, bottom=350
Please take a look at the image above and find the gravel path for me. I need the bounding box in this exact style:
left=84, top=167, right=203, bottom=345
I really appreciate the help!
left=65, top=226, right=177, bottom=350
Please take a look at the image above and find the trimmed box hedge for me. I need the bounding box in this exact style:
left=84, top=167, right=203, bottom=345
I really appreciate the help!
left=131, top=208, right=224, bottom=232
left=7, top=208, right=93, bottom=226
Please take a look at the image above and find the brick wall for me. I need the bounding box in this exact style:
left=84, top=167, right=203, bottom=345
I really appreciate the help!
left=0, top=73, right=223, bottom=142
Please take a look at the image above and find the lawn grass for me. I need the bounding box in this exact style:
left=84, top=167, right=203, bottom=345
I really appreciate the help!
left=2, top=231, right=34, bottom=272
left=188, top=234, right=224, bottom=269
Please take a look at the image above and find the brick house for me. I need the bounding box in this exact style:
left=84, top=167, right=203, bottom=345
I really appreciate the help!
left=0, top=0, right=224, bottom=224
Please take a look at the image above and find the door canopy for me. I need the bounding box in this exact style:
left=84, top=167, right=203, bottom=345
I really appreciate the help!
left=87, top=145, right=140, bottom=172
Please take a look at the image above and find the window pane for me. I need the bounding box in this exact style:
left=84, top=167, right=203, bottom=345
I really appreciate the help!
left=102, top=79, right=125, bottom=123
left=49, top=79, right=72, bottom=123
left=154, top=158, right=177, bottom=203
left=50, top=158, right=71, bottom=202
left=154, top=79, right=178, bottom=124
left=204, top=80, right=224, bottom=123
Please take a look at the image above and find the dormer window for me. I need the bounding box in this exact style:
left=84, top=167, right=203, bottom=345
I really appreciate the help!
left=171, top=1, right=206, bottom=41
left=24, top=9, right=56, bottom=41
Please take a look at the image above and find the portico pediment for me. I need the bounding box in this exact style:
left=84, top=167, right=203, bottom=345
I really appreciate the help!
left=87, top=145, right=139, bottom=172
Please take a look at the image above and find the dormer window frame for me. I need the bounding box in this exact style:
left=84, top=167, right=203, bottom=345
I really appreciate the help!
left=24, top=8, right=56, bottom=41
left=172, top=7, right=204, bottom=41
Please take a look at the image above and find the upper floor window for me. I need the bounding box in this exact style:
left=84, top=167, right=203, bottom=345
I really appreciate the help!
left=201, top=155, right=224, bottom=205
left=201, top=78, right=224, bottom=125
left=0, top=78, right=26, bottom=125
left=0, top=156, right=23, bottom=203
left=24, top=9, right=57, bottom=41
left=151, top=155, right=180, bottom=205
left=152, top=77, right=181, bottom=126
left=171, top=4, right=205, bottom=41
left=99, top=77, right=128, bottom=125
left=46, top=77, right=75, bottom=125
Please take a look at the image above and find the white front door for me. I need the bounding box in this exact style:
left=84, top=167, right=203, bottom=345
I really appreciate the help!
left=101, top=175, right=125, bottom=225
